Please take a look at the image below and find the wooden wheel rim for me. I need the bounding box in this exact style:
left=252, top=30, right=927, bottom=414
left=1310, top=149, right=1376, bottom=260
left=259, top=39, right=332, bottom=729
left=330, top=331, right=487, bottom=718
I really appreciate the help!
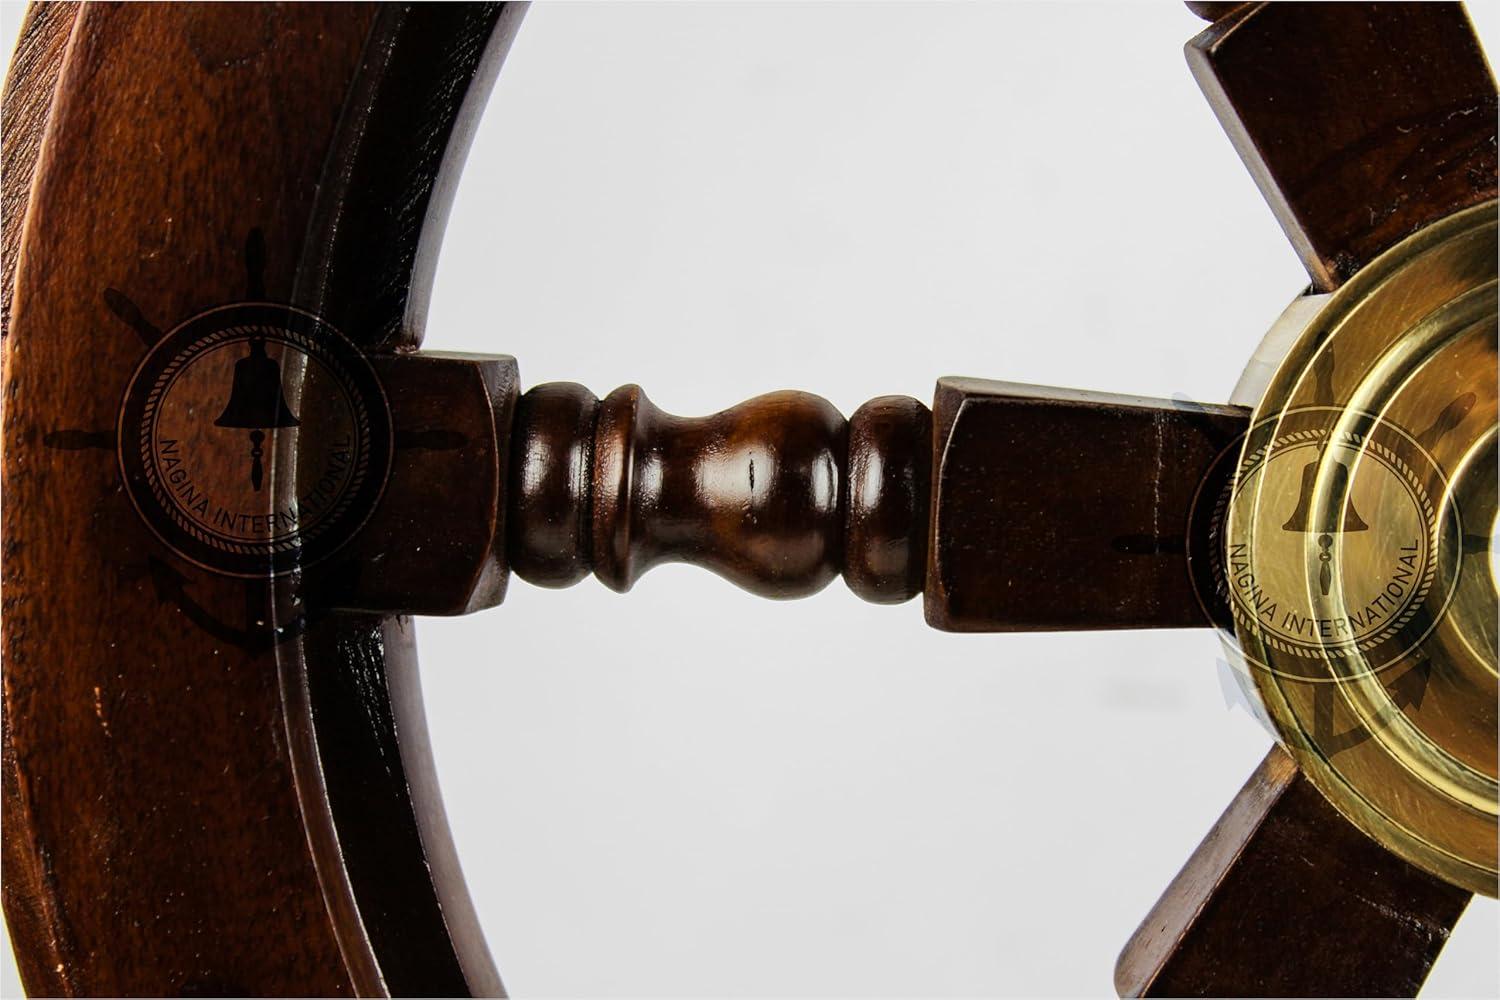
left=3, top=5, right=523, bottom=994
left=3, top=5, right=1495, bottom=997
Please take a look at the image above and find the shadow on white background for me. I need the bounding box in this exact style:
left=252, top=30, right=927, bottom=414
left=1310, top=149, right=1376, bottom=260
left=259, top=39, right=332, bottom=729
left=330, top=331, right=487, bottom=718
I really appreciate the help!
left=2, top=2, right=1497, bottom=997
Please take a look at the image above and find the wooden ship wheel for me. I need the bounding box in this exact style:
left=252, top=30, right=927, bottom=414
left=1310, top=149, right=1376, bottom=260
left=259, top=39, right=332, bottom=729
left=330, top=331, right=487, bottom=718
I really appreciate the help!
left=2, top=3, right=1496, bottom=996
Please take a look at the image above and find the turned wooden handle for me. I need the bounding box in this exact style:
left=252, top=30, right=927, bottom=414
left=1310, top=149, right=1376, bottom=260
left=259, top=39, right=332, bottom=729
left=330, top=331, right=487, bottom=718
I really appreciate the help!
left=332, top=364, right=1242, bottom=628
left=507, top=383, right=931, bottom=602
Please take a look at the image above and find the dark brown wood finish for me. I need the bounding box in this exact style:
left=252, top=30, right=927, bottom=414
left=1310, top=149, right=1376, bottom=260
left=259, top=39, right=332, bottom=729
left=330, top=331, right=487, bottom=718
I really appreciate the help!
left=322, top=353, right=519, bottom=617
left=924, top=379, right=1248, bottom=631
left=2, top=4, right=522, bottom=995
left=1188, top=2, right=1498, bottom=290
left=509, top=384, right=933, bottom=601
left=3, top=8, right=383, bottom=992
left=507, top=378, right=1248, bottom=619
left=1117, top=748, right=1473, bottom=998
left=0, top=7, right=82, bottom=989
left=1111, top=5, right=1498, bottom=996
left=593, top=387, right=846, bottom=596
left=1183, top=2, right=1247, bottom=20
left=3, top=1, right=1494, bottom=996
left=508, top=382, right=601, bottom=587
left=264, top=5, right=524, bottom=995
left=844, top=396, right=931, bottom=603
left=0, top=2, right=77, bottom=344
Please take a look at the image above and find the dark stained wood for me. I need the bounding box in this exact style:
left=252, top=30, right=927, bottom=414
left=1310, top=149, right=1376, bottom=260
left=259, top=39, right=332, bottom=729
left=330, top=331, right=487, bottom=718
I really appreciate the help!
left=591, top=386, right=847, bottom=597
left=508, top=382, right=601, bottom=587
left=0, top=2, right=77, bottom=347
left=318, top=352, right=519, bottom=616
left=1187, top=3, right=1498, bottom=290
left=1114, top=8, right=1496, bottom=997
left=1116, top=747, right=1473, bottom=998
left=2, top=3, right=521, bottom=995
left=2, top=7, right=381, bottom=993
left=299, top=4, right=521, bottom=353
left=508, top=384, right=935, bottom=601
left=1184, top=2, right=1247, bottom=20
left=924, top=378, right=1248, bottom=631
left=3, top=1, right=1492, bottom=995
left=843, top=396, right=931, bottom=604
left=289, top=7, right=523, bottom=994
left=508, top=374, right=1256, bottom=624
left=0, top=7, right=82, bottom=991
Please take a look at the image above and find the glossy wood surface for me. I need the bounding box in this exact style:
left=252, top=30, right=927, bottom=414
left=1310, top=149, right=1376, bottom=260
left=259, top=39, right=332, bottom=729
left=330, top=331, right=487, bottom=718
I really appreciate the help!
left=509, top=383, right=932, bottom=601
left=1, top=4, right=521, bottom=995
left=508, top=382, right=600, bottom=587
left=2, top=1, right=1493, bottom=996
left=843, top=396, right=931, bottom=603
left=508, top=375, right=1252, bottom=622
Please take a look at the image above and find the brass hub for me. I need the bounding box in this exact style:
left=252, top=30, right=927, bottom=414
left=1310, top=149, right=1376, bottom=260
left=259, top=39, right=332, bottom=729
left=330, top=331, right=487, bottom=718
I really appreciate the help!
left=1226, top=201, right=1498, bottom=896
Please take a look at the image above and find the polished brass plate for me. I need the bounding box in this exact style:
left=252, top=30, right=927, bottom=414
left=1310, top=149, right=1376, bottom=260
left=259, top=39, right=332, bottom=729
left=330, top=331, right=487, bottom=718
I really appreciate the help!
left=1226, top=201, right=1498, bottom=896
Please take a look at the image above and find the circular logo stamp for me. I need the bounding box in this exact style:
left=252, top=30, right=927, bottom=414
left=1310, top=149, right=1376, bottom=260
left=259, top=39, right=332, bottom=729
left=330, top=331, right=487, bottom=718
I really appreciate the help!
left=119, top=303, right=391, bottom=577
left=1217, top=406, right=1460, bottom=680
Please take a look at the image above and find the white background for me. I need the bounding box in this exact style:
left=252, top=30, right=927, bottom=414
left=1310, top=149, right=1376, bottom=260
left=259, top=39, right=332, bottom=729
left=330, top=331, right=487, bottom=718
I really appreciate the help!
left=3, top=2, right=1498, bottom=997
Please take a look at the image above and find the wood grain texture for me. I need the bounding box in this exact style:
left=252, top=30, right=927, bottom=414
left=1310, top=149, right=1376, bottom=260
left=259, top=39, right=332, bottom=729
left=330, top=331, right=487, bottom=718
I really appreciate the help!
left=0, top=2, right=78, bottom=347
left=924, top=378, right=1248, bottom=631
left=2, top=7, right=381, bottom=992
left=1116, top=747, right=1472, bottom=997
left=0, top=5, right=81, bottom=992
left=1, top=3, right=522, bottom=995
left=1188, top=2, right=1498, bottom=290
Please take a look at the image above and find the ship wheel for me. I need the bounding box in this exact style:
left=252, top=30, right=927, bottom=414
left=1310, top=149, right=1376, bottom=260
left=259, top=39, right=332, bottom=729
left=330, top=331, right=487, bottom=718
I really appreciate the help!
left=2, top=3, right=1495, bottom=996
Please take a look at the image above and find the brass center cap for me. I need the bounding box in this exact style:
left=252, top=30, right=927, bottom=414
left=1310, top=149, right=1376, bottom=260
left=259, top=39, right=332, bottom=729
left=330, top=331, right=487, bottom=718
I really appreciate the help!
left=1226, top=201, right=1498, bottom=896
left=1224, top=405, right=1456, bottom=675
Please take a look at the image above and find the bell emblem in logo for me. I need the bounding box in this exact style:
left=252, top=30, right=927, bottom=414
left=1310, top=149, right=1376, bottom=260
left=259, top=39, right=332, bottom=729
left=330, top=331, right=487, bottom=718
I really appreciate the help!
left=214, top=335, right=300, bottom=491
left=1281, top=445, right=1369, bottom=596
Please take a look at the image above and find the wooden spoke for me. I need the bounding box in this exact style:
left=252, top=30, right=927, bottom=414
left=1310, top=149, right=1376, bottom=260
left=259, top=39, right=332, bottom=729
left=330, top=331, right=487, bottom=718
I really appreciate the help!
left=1110, top=8, right=1498, bottom=997
left=1188, top=3, right=1498, bottom=290
left=3, top=2, right=1492, bottom=995
left=497, top=376, right=1249, bottom=631
left=1116, top=747, right=1473, bottom=997
left=924, top=379, right=1249, bottom=631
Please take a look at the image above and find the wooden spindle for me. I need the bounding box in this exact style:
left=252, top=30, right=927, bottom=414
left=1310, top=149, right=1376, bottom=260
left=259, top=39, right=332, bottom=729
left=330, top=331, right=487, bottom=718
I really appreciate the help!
left=844, top=396, right=931, bottom=603
left=507, top=382, right=599, bottom=588
left=507, top=383, right=932, bottom=602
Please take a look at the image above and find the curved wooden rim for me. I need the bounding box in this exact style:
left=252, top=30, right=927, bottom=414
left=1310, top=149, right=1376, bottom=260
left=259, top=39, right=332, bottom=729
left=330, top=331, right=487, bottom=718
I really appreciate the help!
left=5, top=4, right=1494, bottom=997
left=2, top=4, right=523, bottom=994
